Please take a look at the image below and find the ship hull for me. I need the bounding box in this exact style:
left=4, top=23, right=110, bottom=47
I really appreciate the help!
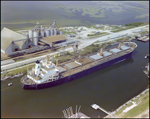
left=21, top=51, right=133, bottom=90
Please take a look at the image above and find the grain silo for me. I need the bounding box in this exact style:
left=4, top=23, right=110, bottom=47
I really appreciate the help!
left=41, top=29, right=45, bottom=38
left=29, top=29, right=33, bottom=42
left=33, top=30, right=39, bottom=46
left=49, top=29, right=51, bottom=36
left=51, top=29, right=54, bottom=36
left=45, top=30, right=49, bottom=37
left=53, top=29, right=57, bottom=35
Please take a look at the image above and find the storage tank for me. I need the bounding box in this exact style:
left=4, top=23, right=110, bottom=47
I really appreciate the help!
left=45, top=30, right=49, bottom=37
left=49, top=29, right=51, bottom=36
left=33, top=30, right=39, bottom=46
left=53, top=29, right=57, bottom=35
left=41, top=29, right=45, bottom=38
left=29, top=29, right=33, bottom=41
left=51, top=29, right=54, bottom=36
left=60, top=31, right=63, bottom=34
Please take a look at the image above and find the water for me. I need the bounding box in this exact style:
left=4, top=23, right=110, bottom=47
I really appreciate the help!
left=1, top=1, right=149, bottom=30
left=1, top=40, right=149, bottom=118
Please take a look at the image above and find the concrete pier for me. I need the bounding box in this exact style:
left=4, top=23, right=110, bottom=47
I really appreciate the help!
left=137, top=36, right=149, bottom=42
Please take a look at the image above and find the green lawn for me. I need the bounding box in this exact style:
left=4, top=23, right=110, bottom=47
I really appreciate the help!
left=87, top=32, right=108, bottom=36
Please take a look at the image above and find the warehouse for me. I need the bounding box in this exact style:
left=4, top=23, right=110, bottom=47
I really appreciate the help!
left=1, top=27, right=34, bottom=54
left=40, top=34, right=67, bottom=47
left=1, top=20, right=65, bottom=56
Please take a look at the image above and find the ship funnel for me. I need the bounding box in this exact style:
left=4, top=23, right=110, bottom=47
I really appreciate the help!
left=35, top=60, right=40, bottom=77
left=36, top=71, right=39, bottom=80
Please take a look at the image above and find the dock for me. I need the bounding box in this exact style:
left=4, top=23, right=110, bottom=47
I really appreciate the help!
left=137, top=36, right=149, bottom=42
left=91, top=104, right=113, bottom=117
left=69, top=112, right=90, bottom=118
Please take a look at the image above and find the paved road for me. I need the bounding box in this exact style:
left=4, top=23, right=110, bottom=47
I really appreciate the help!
left=1, top=25, right=149, bottom=70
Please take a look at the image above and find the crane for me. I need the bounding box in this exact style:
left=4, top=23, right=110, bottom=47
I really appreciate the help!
left=99, top=37, right=110, bottom=56
left=46, top=55, right=49, bottom=64
left=56, top=59, right=58, bottom=68
left=27, top=65, right=29, bottom=75
left=72, top=42, right=78, bottom=59
left=118, top=33, right=128, bottom=49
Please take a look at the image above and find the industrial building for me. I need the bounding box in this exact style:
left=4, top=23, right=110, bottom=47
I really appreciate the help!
left=40, top=34, right=67, bottom=47
left=1, top=27, right=34, bottom=54
left=1, top=20, right=67, bottom=56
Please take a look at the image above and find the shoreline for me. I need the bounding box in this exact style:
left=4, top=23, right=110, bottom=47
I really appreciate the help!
left=105, top=88, right=149, bottom=118
left=1, top=73, right=24, bottom=81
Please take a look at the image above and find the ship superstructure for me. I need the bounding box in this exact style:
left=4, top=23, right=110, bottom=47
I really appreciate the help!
left=26, top=57, right=59, bottom=84
left=21, top=41, right=137, bottom=89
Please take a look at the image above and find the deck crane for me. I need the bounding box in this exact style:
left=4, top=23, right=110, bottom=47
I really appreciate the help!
left=72, top=42, right=78, bottom=59
left=99, top=37, right=110, bottom=56
left=118, top=33, right=128, bottom=49
left=27, top=65, right=29, bottom=75
left=56, top=59, right=58, bottom=68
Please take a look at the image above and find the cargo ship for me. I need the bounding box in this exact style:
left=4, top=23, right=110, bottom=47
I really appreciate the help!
left=21, top=41, right=137, bottom=89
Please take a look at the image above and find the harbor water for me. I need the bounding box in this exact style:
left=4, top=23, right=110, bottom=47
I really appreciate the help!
left=1, top=40, right=149, bottom=118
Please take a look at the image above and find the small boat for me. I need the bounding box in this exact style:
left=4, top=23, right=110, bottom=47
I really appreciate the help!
left=144, top=54, right=149, bottom=59
left=8, top=83, right=12, bottom=86
left=91, top=104, right=100, bottom=110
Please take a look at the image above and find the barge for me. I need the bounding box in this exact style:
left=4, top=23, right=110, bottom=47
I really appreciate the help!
left=21, top=42, right=137, bottom=89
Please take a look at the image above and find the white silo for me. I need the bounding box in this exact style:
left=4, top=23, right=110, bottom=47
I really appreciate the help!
left=33, top=30, right=39, bottom=46
left=41, top=29, right=45, bottom=38
left=49, top=29, right=51, bottom=36
left=45, top=30, right=49, bottom=37
left=29, top=29, right=33, bottom=41
left=53, top=29, right=57, bottom=35
left=51, top=29, right=54, bottom=36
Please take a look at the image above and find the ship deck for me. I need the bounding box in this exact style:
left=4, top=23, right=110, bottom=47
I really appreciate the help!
left=21, top=42, right=137, bottom=85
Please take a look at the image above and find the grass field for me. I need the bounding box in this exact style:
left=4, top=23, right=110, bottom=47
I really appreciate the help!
left=106, top=88, right=149, bottom=118
left=87, top=32, right=108, bottom=36
left=1, top=64, right=34, bottom=78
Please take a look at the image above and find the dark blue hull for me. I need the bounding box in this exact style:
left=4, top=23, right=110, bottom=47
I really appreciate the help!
left=21, top=51, right=133, bottom=89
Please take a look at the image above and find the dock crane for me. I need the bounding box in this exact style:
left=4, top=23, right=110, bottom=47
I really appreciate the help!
left=99, top=37, right=110, bottom=56
left=56, top=59, right=58, bottom=68
left=72, top=42, right=78, bottom=59
left=118, top=33, right=128, bottom=49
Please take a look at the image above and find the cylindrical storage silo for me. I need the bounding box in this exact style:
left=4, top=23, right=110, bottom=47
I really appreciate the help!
left=57, top=30, right=60, bottom=35
left=41, top=29, right=45, bottom=38
left=33, top=30, right=39, bottom=46
left=53, top=29, right=57, bottom=35
left=51, top=29, right=54, bottom=36
left=60, top=31, right=63, bottom=34
left=45, top=30, right=49, bottom=37
left=49, top=29, right=51, bottom=36
left=29, top=29, right=33, bottom=41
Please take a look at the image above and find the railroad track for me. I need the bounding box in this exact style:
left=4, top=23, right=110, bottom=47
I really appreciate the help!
left=1, top=47, right=60, bottom=62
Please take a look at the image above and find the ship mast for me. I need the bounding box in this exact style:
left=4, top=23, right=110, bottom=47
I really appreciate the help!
left=56, top=59, right=58, bottom=67
left=46, top=55, right=49, bottom=64
left=118, top=33, right=128, bottom=49
left=27, top=65, right=29, bottom=75
left=100, top=37, right=110, bottom=56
